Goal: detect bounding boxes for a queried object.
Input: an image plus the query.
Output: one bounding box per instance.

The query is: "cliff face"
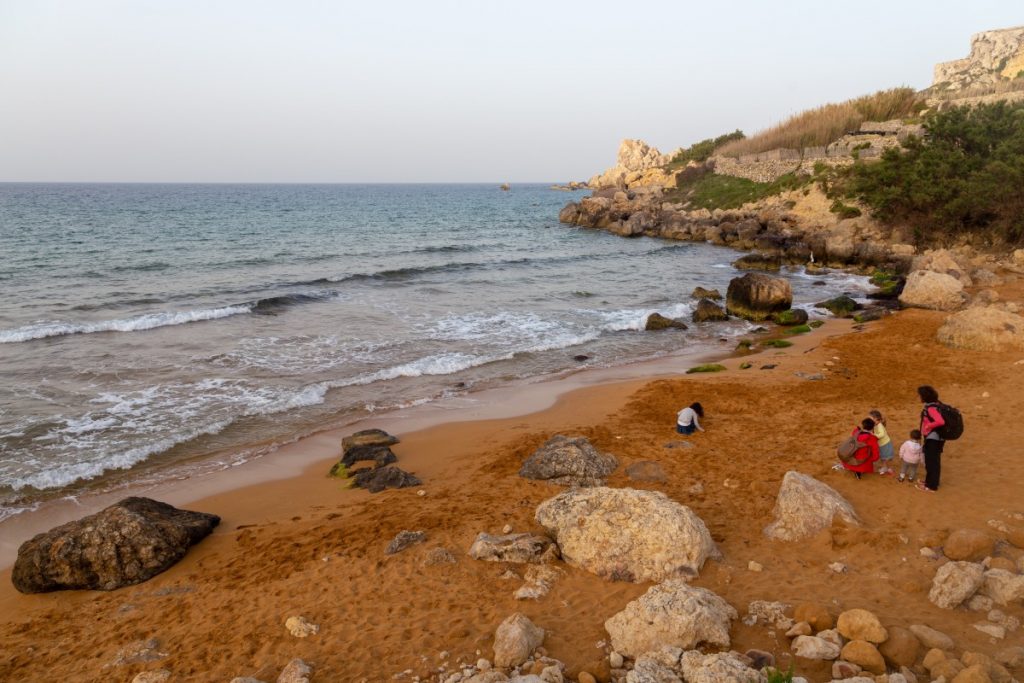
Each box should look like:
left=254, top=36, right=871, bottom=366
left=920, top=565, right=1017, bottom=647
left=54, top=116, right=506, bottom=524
left=932, top=26, right=1024, bottom=91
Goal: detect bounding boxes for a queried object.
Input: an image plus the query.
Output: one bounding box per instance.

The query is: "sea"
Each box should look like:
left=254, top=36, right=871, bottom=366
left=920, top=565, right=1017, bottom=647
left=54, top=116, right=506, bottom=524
left=0, top=183, right=873, bottom=520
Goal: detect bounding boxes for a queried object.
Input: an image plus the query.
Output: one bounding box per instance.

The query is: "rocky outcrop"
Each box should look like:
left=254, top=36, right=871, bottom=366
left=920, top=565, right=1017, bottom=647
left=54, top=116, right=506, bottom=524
left=589, top=139, right=676, bottom=190
left=12, top=497, right=220, bottom=593
left=535, top=487, right=718, bottom=583
left=518, top=435, right=618, bottom=487
left=899, top=270, right=967, bottom=311
left=726, top=273, right=793, bottom=321
left=937, top=306, right=1024, bottom=351
left=932, top=26, right=1024, bottom=92
left=604, top=580, right=737, bottom=657
left=764, top=472, right=859, bottom=541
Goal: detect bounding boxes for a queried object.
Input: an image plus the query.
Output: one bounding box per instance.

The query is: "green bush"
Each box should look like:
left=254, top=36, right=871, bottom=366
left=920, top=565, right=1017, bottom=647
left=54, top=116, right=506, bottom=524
left=766, top=665, right=796, bottom=683
left=829, top=199, right=862, bottom=219
left=668, top=172, right=810, bottom=210
left=667, top=130, right=745, bottom=169
left=686, top=363, right=727, bottom=373
left=837, top=101, right=1024, bottom=242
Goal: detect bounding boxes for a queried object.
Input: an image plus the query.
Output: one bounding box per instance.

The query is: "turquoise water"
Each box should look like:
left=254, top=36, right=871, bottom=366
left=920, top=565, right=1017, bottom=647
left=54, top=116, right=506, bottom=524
left=0, top=183, right=870, bottom=516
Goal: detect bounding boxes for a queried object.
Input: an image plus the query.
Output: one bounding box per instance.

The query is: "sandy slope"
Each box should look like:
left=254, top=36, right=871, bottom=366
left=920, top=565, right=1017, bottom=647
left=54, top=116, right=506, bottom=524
left=1, top=306, right=1023, bottom=683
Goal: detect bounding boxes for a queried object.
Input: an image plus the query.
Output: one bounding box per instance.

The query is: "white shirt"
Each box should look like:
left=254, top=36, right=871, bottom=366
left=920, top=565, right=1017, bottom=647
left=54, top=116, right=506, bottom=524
left=677, top=407, right=702, bottom=430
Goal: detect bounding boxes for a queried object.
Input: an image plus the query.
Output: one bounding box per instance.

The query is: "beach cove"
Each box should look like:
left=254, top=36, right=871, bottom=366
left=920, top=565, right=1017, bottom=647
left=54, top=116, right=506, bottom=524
left=2, top=295, right=1024, bottom=682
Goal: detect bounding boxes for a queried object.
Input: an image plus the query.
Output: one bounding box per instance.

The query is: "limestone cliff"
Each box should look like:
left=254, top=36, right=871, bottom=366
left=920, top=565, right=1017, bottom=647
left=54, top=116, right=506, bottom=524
left=588, top=139, right=678, bottom=190
left=932, top=26, right=1024, bottom=92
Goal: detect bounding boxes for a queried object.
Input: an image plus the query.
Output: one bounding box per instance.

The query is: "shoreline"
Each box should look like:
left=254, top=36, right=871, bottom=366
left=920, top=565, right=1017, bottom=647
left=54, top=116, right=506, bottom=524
left=2, top=304, right=1024, bottom=682
left=0, top=329, right=752, bottom=569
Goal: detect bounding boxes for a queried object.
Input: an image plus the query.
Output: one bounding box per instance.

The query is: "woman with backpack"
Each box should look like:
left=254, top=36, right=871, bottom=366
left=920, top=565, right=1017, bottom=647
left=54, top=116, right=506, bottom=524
left=918, top=385, right=946, bottom=492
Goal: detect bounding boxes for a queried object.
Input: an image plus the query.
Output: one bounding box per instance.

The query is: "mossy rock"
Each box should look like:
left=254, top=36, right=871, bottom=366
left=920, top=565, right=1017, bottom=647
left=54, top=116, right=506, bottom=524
left=853, top=308, right=888, bottom=323
left=762, top=339, right=793, bottom=348
left=782, top=324, right=812, bottom=335
left=739, top=362, right=753, bottom=369
left=808, top=320, right=825, bottom=329
left=736, top=339, right=753, bottom=350
left=773, top=308, right=809, bottom=326
left=691, top=286, right=722, bottom=300
left=814, top=295, right=860, bottom=317
left=686, top=364, right=727, bottom=374
left=646, top=312, right=689, bottom=331
left=328, top=462, right=350, bottom=478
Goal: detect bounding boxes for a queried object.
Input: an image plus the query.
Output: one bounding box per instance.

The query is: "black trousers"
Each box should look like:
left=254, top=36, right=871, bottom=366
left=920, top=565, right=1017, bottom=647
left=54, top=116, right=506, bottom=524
left=924, top=438, right=945, bottom=490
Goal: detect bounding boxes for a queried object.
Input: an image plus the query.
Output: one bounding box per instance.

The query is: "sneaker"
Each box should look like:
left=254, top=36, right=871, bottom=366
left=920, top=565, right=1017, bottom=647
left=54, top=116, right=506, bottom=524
left=831, top=462, right=844, bottom=471
left=897, top=475, right=905, bottom=482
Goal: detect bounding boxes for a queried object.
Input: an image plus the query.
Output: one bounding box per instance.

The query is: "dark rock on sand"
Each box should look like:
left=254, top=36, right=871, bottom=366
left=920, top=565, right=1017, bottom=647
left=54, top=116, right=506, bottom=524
left=352, top=465, right=421, bottom=493
left=519, top=435, right=618, bottom=486
left=573, top=354, right=590, bottom=362
left=645, top=312, right=688, bottom=330
left=692, top=298, right=728, bottom=323
left=329, top=428, right=401, bottom=475
left=726, top=273, right=792, bottom=321
left=13, top=497, right=220, bottom=593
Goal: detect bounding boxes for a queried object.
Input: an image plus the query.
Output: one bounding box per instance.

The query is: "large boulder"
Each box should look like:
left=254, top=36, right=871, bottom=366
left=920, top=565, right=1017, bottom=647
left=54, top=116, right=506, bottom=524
left=692, top=298, right=728, bottom=323
left=518, top=435, right=618, bottom=487
left=763, top=472, right=860, bottom=542
left=12, top=497, right=220, bottom=593
left=929, top=561, right=985, bottom=609
left=937, top=307, right=1024, bottom=352
left=726, top=273, right=793, bottom=321
left=836, top=609, right=888, bottom=644
left=604, top=580, right=737, bottom=657
left=899, top=270, right=967, bottom=311
left=912, top=249, right=973, bottom=286
left=535, top=487, right=717, bottom=583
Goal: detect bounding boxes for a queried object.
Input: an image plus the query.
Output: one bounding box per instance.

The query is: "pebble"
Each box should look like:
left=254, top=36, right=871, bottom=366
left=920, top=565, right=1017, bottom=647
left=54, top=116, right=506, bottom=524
left=920, top=547, right=939, bottom=559
left=284, top=616, right=319, bottom=638
left=609, top=652, right=624, bottom=669
left=982, top=392, right=990, bottom=398
left=476, top=659, right=491, bottom=670
left=417, top=490, right=426, bottom=497
left=579, top=673, right=597, bottom=683
left=502, top=524, right=513, bottom=534
left=439, top=651, right=450, bottom=660
left=829, top=562, right=848, bottom=574
left=973, top=622, right=1006, bottom=639
left=132, top=672, right=171, bottom=683
left=688, top=482, right=705, bottom=495
left=748, top=561, right=764, bottom=572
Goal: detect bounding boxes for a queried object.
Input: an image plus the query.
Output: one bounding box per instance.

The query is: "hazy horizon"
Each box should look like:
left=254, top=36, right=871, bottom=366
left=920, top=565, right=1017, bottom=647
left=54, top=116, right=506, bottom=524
left=1, top=1, right=1021, bottom=183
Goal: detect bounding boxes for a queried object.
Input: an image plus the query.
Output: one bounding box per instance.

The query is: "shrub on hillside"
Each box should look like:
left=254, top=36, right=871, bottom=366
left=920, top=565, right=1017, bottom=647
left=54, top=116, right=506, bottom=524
left=667, top=130, right=745, bottom=169
left=838, top=101, right=1024, bottom=242
left=717, top=88, right=922, bottom=157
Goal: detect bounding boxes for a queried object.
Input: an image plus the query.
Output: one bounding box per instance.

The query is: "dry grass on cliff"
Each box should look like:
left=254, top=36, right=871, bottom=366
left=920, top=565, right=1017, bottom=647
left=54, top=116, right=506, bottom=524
left=717, top=87, right=923, bottom=157
left=926, top=76, right=1024, bottom=102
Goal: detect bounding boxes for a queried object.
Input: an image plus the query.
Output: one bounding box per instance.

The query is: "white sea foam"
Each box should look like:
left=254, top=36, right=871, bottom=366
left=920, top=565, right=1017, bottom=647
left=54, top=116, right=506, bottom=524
left=598, top=302, right=696, bottom=332
left=0, top=305, right=252, bottom=344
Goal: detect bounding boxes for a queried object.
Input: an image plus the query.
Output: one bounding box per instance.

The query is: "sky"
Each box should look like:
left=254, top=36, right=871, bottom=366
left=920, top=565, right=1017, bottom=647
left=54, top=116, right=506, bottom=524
left=0, top=1, right=1021, bottom=183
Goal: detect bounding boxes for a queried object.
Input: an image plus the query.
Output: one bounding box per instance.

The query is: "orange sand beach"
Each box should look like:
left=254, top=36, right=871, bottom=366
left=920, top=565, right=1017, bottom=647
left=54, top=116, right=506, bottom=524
left=1, top=302, right=1024, bottom=683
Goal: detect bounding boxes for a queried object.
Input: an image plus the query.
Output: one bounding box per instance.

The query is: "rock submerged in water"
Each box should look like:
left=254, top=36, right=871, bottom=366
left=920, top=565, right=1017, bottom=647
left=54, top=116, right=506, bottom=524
left=518, top=435, right=618, bottom=487
left=773, top=308, right=809, bottom=326
left=815, top=295, right=860, bottom=317
left=726, top=273, right=792, bottom=322
left=691, top=286, right=722, bottom=300
left=692, top=298, right=728, bottom=323
left=645, top=312, right=688, bottom=330
left=12, top=497, right=220, bottom=593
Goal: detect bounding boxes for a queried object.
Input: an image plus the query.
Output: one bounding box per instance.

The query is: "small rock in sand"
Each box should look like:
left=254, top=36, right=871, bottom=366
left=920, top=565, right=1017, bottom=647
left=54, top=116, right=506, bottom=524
left=786, top=622, right=812, bottom=637
left=423, top=547, right=457, bottom=566
left=792, top=635, right=841, bottom=660
left=112, top=639, right=168, bottom=666
left=609, top=652, right=624, bottom=669
left=973, top=622, right=1006, bottom=639
left=502, top=524, right=513, bottom=534
left=132, top=672, right=172, bottom=683
left=829, top=562, right=848, bottom=574
left=909, top=624, right=954, bottom=651
left=493, top=613, right=545, bottom=668
left=929, top=561, right=985, bottom=609
left=229, top=677, right=266, bottom=683
left=747, top=561, right=763, bottom=572
left=285, top=616, right=319, bottom=638
left=277, top=658, right=312, bottom=683
left=386, top=530, right=427, bottom=555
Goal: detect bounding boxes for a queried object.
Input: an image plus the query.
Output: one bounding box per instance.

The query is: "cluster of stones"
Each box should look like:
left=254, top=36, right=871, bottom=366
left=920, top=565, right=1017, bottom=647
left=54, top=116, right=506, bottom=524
left=327, top=428, right=422, bottom=493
